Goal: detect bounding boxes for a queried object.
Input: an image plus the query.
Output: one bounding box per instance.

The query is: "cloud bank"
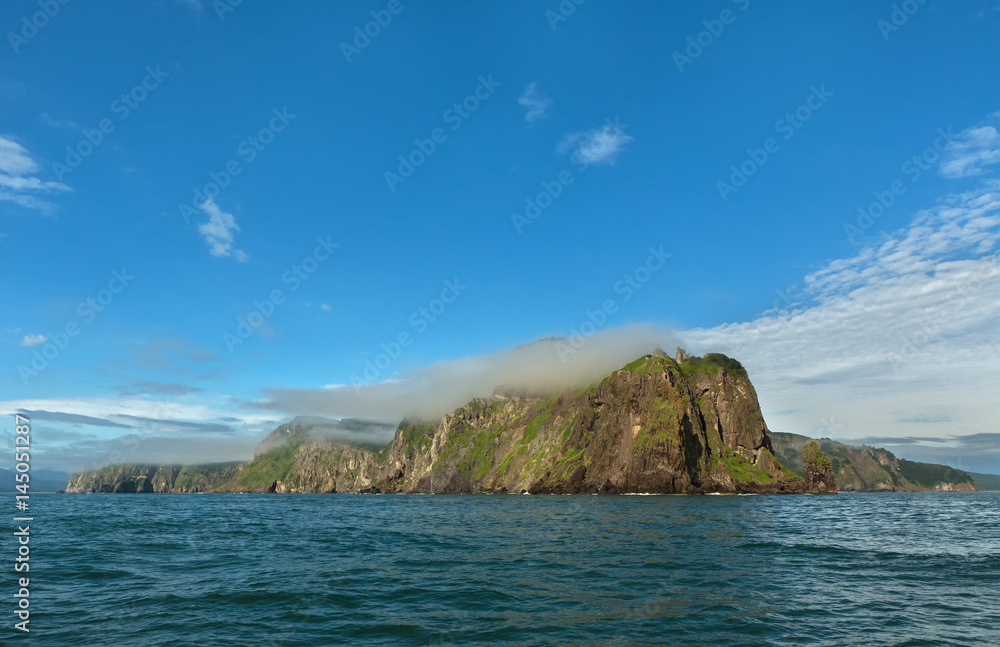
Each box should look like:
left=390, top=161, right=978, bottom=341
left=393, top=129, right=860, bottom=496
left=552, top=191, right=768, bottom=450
left=0, top=397, right=279, bottom=473
left=256, top=324, right=677, bottom=421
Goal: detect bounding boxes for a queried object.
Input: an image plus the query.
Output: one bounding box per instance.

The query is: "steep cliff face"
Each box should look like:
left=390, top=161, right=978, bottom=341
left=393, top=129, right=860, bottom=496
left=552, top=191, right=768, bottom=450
left=67, top=464, right=158, bottom=493
left=223, top=352, right=818, bottom=494
left=772, top=433, right=976, bottom=492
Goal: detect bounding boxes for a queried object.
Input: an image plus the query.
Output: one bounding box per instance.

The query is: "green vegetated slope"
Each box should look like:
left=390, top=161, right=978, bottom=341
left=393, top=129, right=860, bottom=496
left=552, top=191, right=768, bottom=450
left=967, top=472, right=1000, bottom=491
left=771, top=432, right=977, bottom=492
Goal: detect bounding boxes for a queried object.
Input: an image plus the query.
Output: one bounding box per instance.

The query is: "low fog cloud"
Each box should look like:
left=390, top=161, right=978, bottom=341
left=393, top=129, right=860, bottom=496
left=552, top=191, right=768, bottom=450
left=29, top=432, right=265, bottom=475
left=263, top=417, right=400, bottom=451
left=256, top=324, right=678, bottom=421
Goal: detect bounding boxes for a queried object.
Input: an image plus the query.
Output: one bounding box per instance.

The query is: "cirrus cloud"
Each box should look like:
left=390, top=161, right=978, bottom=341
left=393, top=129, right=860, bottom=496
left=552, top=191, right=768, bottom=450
left=0, top=136, right=71, bottom=215
left=940, top=113, right=1000, bottom=179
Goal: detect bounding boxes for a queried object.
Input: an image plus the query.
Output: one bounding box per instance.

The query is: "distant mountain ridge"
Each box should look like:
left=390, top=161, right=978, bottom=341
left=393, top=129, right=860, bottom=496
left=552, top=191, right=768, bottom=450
left=68, top=351, right=836, bottom=495
left=771, top=432, right=978, bottom=492
left=0, top=468, right=69, bottom=493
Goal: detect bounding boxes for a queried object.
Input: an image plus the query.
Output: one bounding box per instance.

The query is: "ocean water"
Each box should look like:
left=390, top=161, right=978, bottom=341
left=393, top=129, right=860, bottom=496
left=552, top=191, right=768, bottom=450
left=10, top=492, right=999, bottom=646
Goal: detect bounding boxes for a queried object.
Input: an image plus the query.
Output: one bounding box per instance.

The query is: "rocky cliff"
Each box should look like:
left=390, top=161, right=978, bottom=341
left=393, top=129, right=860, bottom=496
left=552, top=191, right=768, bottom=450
left=67, top=462, right=241, bottom=493
left=771, top=432, right=976, bottom=492
left=69, top=352, right=835, bottom=495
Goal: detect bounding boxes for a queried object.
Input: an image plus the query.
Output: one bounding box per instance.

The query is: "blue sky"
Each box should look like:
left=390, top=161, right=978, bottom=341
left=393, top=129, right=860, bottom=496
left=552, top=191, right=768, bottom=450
left=2, top=0, right=1000, bottom=474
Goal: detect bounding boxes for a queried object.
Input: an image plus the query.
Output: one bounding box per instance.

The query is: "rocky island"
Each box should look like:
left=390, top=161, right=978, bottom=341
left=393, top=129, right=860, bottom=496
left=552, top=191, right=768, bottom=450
left=68, top=351, right=839, bottom=495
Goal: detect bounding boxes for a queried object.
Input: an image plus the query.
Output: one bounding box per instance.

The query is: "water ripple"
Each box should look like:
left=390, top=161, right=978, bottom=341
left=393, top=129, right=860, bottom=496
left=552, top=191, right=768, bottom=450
left=8, top=492, right=999, bottom=646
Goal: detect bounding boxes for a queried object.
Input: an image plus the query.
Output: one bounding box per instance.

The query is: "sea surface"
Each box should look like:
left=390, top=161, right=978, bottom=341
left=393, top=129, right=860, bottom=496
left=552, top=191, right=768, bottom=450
left=8, top=492, right=999, bottom=646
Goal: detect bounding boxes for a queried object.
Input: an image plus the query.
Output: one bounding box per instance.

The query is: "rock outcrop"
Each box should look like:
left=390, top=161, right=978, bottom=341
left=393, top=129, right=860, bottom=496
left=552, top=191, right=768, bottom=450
left=801, top=441, right=837, bottom=494
left=69, top=352, right=835, bottom=495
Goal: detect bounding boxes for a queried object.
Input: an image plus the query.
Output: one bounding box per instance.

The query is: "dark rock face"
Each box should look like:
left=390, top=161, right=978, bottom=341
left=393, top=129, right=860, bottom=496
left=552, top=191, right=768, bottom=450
left=68, top=353, right=837, bottom=495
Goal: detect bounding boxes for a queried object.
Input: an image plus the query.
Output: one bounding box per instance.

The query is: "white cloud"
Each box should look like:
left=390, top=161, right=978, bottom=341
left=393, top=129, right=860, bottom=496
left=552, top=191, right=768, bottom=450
left=0, top=136, right=70, bottom=214
left=20, top=334, right=48, bottom=347
left=320, top=304, right=331, bottom=311
left=518, top=83, right=552, bottom=123
left=682, top=181, right=1000, bottom=454
left=197, top=198, right=249, bottom=262
left=557, top=121, right=633, bottom=166
left=940, top=113, right=1000, bottom=179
